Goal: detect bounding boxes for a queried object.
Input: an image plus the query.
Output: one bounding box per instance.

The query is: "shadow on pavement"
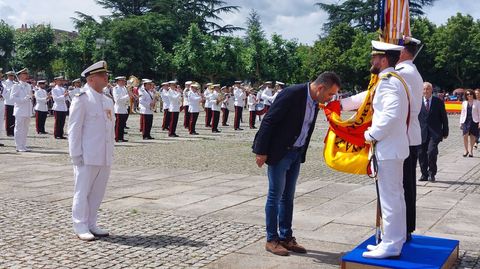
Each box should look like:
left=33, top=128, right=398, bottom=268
left=100, top=234, right=208, bottom=248
left=290, top=249, right=345, bottom=266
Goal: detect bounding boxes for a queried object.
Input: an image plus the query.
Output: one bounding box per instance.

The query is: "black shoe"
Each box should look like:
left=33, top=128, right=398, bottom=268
left=40, top=131, right=48, bottom=134
left=235, top=128, right=243, bottom=131
left=55, top=136, right=67, bottom=139
left=125, top=126, right=130, bottom=129
left=406, top=233, right=412, bottom=242
left=419, top=175, right=428, bottom=181
left=212, top=130, right=221, bottom=133
left=222, top=124, right=229, bottom=126
left=468, top=154, right=473, bottom=157
left=7, top=134, right=14, bottom=137
left=463, top=152, right=469, bottom=157
left=190, top=132, right=199, bottom=135
left=429, top=175, right=436, bottom=182
left=169, top=134, right=179, bottom=137
left=250, top=126, right=257, bottom=129
left=0, top=143, right=4, bottom=147
left=124, top=131, right=128, bottom=134
left=143, top=137, right=155, bottom=140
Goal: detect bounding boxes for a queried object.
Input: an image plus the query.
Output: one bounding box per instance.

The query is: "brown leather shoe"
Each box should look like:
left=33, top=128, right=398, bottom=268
left=280, top=237, right=307, bottom=253
left=265, top=240, right=289, bottom=256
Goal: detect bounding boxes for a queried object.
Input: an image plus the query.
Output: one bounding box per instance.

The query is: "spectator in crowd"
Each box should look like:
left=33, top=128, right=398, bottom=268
left=460, top=89, right=480, bottom=157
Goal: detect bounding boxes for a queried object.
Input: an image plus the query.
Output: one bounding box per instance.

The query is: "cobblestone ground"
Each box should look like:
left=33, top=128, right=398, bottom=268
left=0, top=198, right=263, bottom=269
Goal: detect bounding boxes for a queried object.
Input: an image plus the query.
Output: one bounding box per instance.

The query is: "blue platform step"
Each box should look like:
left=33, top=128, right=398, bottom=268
left=341, top=234, right=459, bottom=269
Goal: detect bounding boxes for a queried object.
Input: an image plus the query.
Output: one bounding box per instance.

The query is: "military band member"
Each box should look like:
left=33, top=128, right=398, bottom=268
left=69, top=60, right=114, bottom=241
left=220, top=86, right=230, bottom=126
left=210, top=84, right=222, bottom=133
left=168, top=81, right=181, bottom=137
left=261, top=81, right=275, bottom=112
left=187, top=82, right=202, bottom=135
left=52, top=76, right=69, bottom=139
left=233, top=81, right=245, bottom=130
left=247, top=89, right=258, bottom=129
left=0, top=69, right=4, bottom=146
left=69, top=78, right=82, bottom=100
left=160, top=82, right=170, bottom=131
left=113, top=76, right=130, bottom=142
left=272, top=81, right=285, bottom=103
left=11, top=68, right=33, bottom=152
left=341, top=41, right=409, bottom=259
left=138, top=79, right=155, bottom=140
left=183, top=81, right=192, bottom=129
left=3, top=71, right=16, bottom=136
left=204, top=83, right=213, bottom=127
left=34, top=80, right=49, bottom=134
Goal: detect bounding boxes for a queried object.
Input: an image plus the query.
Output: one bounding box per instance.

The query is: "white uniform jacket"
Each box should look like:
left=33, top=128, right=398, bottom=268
left=188, top=91, right=202, bottom=113
left=68, top=85, right=115, bottom=166
left=247, top=94, right=257, bottom=111
left=3, top=79, right=16, bottom=106
left=168, top=89, right=182, bottom=112
left=261, top=87, right=275, bottom=106
left=460, top=99, right=480, bottom=124
left=34, top=88, right=49, bottom=112
left=183, top=89, right=190, bottom=106
left=160, top=89, right=170, bottom=110
left=210, top=91, right=221, bottom=111
left=52, top=85, right=68, bottom=111
left=138, top=87, right=154, bottom=115
left=112, top=85, right=130, bottom=114
left=11, top=81, right=33, bottom=117
left=233, top=87, right=245, bottom=107
left=69, top=87, right=82, bottom=101
left=341, top=67, right=409, bottom=160
left=203, top=89, right=213, bottom=108
left=396, top=60, right=423, bottom=146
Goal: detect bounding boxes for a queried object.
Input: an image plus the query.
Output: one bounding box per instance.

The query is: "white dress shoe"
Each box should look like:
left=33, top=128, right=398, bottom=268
left=362, top=248, right=400, bottom=259
left=366, top=244, right=379, bottom=251
left=90, top=227, right=109, bottom=237
left=76, top=232, right=95, bottom=241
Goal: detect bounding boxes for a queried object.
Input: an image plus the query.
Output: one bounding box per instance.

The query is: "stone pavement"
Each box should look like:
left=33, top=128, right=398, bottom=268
left=0, top=113, right=479, bottom=268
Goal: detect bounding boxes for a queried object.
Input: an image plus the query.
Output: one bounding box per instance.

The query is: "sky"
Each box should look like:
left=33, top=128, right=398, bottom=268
left=1, top=0, right=479, bottom=45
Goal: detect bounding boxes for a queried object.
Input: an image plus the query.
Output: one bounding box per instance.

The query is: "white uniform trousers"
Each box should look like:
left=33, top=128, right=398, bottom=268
left=72, top=165, right=111, bottom=233
left=377, top=159, right=407, bottom=253
left=14, top=116, right=30, bottom=150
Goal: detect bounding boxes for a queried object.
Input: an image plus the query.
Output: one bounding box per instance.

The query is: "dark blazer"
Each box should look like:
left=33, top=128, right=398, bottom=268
left=252, top=83, right=319, bottom=165
left=418, top=96, right=449, bottom=143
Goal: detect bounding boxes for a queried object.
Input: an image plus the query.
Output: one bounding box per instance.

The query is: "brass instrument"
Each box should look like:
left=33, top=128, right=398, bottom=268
left=151, top=88, right=161, bottom=111
left=127, top=75, right=139, bottom=113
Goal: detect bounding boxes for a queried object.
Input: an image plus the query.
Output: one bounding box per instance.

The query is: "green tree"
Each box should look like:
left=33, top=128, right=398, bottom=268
left=317, top=0, right=437, bottom=33
left=430, top=13, right=480, bottom=89
left=95, top=0, right=152, bottom=16
left=409, top=17, right=437, bottom=87
left=0, top=20, right=15, bottom=70
left=243, top=10, right=270, bottom=82
left=14, top=24, right=57, bottom=78
left=267, top=34, right=301, bottom=84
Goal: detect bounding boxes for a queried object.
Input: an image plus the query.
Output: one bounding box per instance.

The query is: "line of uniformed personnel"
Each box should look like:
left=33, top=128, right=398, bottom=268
left=0, top=67, right=286, bottom=149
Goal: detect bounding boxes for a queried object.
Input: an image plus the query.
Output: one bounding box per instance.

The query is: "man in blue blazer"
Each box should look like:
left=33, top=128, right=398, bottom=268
left=252, top=72, right=341, bottom=256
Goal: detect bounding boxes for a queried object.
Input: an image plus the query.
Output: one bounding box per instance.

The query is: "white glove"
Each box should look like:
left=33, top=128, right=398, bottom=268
left=364, top=131, right=376, bottom=144
left=71, top=155, right=84, bottom=166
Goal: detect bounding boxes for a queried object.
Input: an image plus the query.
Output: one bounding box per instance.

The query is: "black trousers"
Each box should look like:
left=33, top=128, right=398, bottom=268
left=169, top=111, right=179, bottom=135
left=115, top=113, right=128, bottom=141
left=403, top=145, right=420, bottom=234
left=183, top=106, right=190, bottom=128
left=54, top=111, right=67, bottom=138
left=189, top=112, right=199, bottom=134
left=162, top=109, right=170, bottom=130
left=234, top=106, right=243, bottom=129
left=35, top=110, right=48, bottom=133
left=249, top=111, right=256, bottom=128
left=222, top=108, right=229, bottom=126
left=419, top=136, right=440, bottom=177
left=205, top=108, right=212, bottom=127
left=212, top=110, right=220, bottom=132
left=5, top=105, right=15, bottom=136
left=141, top=114, right=153, bottom=138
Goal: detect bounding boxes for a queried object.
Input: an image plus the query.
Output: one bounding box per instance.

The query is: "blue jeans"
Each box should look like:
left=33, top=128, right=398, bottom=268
left=265, top=150, right=302, bottom=241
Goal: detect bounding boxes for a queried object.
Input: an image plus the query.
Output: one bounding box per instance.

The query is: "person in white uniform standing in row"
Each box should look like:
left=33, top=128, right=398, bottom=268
left=52, top=76, right=69, bottom=139
left=11, top=68, right=33, bottom=152
left=68, top=60, right=114, bottom=241
left=34, top=80, right=49, bottom=134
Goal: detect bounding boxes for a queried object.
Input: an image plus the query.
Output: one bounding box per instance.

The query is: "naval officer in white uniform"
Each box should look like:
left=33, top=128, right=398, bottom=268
left=341, top=41, right=410, bottom=259
left=68, top=60, right=114, bottom=241
left=11, top=68, right=33, bottom=152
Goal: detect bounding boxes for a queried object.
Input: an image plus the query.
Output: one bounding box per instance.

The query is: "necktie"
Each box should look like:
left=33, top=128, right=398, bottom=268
left=426, top=98, right=430, bottom=112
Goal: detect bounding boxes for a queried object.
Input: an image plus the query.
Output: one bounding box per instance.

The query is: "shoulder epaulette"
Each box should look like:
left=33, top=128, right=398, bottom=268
left=395, top=66, right=404, bottom=71
left=75, top=92, right=86, bottom=97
